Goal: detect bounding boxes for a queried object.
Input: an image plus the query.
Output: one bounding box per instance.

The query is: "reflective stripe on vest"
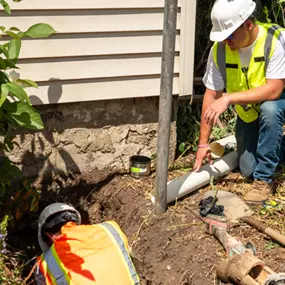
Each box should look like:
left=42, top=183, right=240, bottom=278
left=40, top=245, right=73, bottom=285
left=264, top=25, right=281, bottom=70
left=215, top=23, right=284, bottom=123
left=100, top=222, right=140, bottom=285
left=217, top=42, right=227, bottom=88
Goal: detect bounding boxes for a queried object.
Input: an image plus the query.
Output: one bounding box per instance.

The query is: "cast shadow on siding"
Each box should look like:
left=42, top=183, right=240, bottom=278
left=30, top=78, right=63, bottom=105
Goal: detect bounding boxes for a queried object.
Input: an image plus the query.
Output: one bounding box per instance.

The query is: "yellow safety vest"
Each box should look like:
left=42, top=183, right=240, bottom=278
left=35, top=221, right=140, bottom=285
left=213, top=22, right=284, bottom=123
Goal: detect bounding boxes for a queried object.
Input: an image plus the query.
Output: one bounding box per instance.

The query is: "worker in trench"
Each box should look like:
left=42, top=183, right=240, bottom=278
left=34, top=203, right=140, bottom=285
left=194, top=0, right=285, bottom=205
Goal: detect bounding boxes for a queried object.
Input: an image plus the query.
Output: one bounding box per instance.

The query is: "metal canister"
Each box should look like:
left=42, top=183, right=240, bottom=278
left=129, top=155, right=151, bottom=178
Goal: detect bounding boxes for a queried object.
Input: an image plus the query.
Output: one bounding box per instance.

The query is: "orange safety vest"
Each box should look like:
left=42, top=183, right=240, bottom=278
left=35, top=221, right=140, bottom=285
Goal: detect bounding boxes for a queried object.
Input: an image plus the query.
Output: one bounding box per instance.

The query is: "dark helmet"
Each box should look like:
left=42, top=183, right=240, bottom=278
left=38, top=203, right=81, bottom=252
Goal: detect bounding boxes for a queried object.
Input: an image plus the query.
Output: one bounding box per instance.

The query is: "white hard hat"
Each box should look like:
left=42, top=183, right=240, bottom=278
left=210, top=0, right=256, bottom=42
left=38, top=203, right=81, bottom=252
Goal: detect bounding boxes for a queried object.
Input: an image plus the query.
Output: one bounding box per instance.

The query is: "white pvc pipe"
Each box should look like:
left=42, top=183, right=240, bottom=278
left=211, top=135, right=236, bottom=147
left=151, top=135, right=238, bottom=204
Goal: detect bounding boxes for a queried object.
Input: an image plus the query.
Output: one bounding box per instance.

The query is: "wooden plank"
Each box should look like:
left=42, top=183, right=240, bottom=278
left=9, top=0, right=182, bottom=10
left=0, top=12, right=181, bottom=34
left=15, top=56, right=180, bottom=81
left=15, top=35, right=180, bottom=59
left=29, top=77, right=179, bottom=105
left=179, top=0, right=196, bottom=96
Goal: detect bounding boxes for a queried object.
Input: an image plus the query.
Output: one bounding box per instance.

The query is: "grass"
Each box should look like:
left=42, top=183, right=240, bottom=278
left=0, top=252, right=25, bottom=285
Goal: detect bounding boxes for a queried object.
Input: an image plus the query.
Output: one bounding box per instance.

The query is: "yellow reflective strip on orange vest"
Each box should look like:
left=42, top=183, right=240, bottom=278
left=100, top=222, right=140, bottom=285
left=40, top=255, right=57, bottom=285
left=50, top=245, right=74, bottom=285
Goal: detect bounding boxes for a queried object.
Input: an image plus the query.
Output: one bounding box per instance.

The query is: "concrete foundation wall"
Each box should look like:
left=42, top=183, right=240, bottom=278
left=8, top=97, right=177, bottom=180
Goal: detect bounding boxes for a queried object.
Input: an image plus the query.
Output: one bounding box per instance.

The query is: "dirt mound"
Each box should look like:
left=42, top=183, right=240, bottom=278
left=75, top=172, right=222, bottom=285
left=78, top=170, right=285, bottom=285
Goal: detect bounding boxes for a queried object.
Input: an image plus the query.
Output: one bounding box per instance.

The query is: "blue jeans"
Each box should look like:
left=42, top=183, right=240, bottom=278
left=236, top=91, right=285, bottom=184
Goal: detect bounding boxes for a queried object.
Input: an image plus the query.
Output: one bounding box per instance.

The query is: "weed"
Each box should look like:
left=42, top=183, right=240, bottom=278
left=0, top=253, right=25, bottom=285
left=0, top=216, right=25, bottom=284
left=265, top=241, right=279, bottom=250
left=176, top=100, right=236, bottom=156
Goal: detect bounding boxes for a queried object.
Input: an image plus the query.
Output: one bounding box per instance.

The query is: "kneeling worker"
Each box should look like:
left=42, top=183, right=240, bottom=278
left=34, top=203, right=140, bottom=285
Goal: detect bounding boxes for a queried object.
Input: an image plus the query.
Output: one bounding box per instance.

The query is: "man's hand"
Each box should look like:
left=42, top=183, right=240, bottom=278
left=204, top=95, right=230, bottom=125
left=193, top=147, right=213, bottom=172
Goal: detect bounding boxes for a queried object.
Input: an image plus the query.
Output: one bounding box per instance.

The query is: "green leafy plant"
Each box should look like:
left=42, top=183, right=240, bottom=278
left=265, top=241, right=279, bottom=250
left=0, top=215, right=8, bottom=253
left=0, top=0, right=55, bottom=219
left=0, top=2, right=55, bottom=282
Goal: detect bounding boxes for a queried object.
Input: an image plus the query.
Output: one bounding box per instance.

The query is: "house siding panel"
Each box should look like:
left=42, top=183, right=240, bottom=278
left=0, top=0, right=196, bottom=105
left=17, top=56, right=180, bottom=82
left=0, top=11, right=181, bottom=34
left=18, top=35, right=181, bottom=59
left=9, top=0, right=182, bottom=10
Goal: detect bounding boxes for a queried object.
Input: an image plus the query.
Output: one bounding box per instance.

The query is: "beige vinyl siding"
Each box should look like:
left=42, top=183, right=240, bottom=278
left=9, top=0, right=182, bottom=10
left=1, top=12, right=181, bottom=33
left=180, top=0, right=196, bottom=96
left=0, top=0, right=196, bottom=105
left=30, top=78, right=180, bottom=104
left=18, top=36, right=181, bottom=59
left=17, top=57, right=180, bottom=81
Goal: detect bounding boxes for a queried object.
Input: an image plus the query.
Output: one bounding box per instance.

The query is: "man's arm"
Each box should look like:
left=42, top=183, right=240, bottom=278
left=199, top=88, right=224, bottom=143
left=193, top=88, right=223, bottom=171
left=204, top=78, right=285, bottom=125
left=226, top=78, right=285, bottom=104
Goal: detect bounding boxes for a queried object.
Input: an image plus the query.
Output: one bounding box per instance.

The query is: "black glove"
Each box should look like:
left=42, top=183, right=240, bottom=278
left=199, top=196, right=224, bottom=217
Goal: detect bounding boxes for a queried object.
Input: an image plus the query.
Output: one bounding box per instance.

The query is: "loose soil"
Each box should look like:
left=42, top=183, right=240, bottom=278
left=8, top=163, right=285, bottom=285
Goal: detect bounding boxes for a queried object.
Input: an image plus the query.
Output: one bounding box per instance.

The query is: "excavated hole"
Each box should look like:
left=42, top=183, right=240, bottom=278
left=5, top=171, right=223, bottom=285
left=8, top=171, right=279, bottom=285
left=7, top=171, right=131, bottom=283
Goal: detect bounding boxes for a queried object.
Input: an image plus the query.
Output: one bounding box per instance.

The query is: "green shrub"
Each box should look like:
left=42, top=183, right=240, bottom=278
left=0, top=0, right=55, bottom=220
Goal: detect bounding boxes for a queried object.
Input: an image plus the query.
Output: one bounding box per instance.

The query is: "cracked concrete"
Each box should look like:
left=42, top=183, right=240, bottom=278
left=7, top=97, right=177, bottom=179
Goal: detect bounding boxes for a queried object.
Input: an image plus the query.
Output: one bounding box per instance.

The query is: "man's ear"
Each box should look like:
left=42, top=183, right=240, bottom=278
left=246, top=20, right=253, bottom=31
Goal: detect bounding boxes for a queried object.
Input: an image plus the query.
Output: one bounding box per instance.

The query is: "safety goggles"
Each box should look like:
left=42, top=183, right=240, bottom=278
left=226, top=33, right=234, bottom=40
left=226, top=23, right=245, bottom=41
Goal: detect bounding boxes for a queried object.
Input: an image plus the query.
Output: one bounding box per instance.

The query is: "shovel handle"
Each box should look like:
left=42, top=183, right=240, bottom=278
left=240, top=216, right=285, bottom=247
